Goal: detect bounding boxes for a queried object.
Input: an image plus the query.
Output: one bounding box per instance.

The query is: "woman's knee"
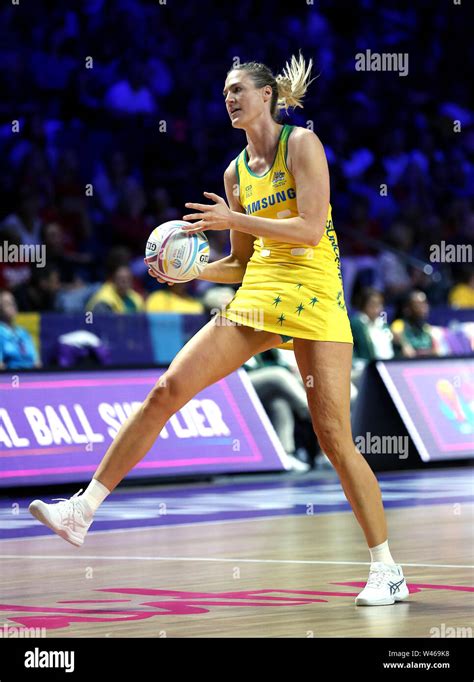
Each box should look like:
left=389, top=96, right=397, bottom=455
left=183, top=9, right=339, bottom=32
left=142, top=372, right=185, bottom=418
left=313, top=417, right=355, bottom=466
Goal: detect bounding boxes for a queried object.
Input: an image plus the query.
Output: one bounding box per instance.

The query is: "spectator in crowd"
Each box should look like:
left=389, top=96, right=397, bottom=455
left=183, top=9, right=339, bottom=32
left=0, top=226, right=32, bottom=290
left=0, top=289, right=41, bottom=369
left=53, top=149, right=85, bottom=214
left=41, top=221, right=95, bottom=284
left=146, top=282, right=204, bottom=314
left=110, top=183, right=149, bottom=253
left=14, top=265, right=62, bottom=312
left=86, top=263, right=145, bottom=314
left=350, top=287, right=394, bottom=366
left=342, top=195, right=382, bottom=255
left=16, top=147, right=55, bottom=206
left=378, top=222, right=416, bottom=305
left=146, top=187, right=181, bottom=229
left=449, top=266, right=474, bottom=309
left=391, top=290, right=439, bottom=358
left=382, top=130, right=410, bottom=185
left=104, top=64, right=156, bottom=116
left=146, top=53, right=173, bottom=99
left=1, top=188, right=44, bottom=246
left=0, top=1, right=470, bottom=317
left=92, top=151, right=142, bottom=218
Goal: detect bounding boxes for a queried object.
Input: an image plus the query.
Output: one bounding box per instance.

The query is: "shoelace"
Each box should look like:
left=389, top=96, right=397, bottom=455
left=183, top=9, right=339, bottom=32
left=52, top=489, right=85, bottom=530
left=366, top=565, right=397, bottom=589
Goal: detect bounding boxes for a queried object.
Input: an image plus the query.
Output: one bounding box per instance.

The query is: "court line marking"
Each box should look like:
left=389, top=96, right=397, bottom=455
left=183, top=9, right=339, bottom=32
left=3, top=502, right=472, bottom=543
left=1, top=554, right=473, bottom=569
left=0, top=512, right=345, bottom=542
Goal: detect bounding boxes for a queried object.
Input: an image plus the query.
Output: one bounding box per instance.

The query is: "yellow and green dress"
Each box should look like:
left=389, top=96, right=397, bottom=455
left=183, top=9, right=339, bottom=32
left=221, top=124, right=353, bottom=349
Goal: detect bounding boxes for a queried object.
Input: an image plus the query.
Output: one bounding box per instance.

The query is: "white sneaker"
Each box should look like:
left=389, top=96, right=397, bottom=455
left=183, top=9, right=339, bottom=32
left=28, top=490, right=94, bottom=547
left=355, top=562, right=409, bottom=606
left=286, top=454, right=310, bottom=472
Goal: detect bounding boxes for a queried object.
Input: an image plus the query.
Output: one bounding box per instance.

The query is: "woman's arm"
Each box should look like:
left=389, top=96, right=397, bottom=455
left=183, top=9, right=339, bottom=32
left=197, top=162, right=254, bottom=284
left=146, top=162, right=254, bottom=285
left=183, top=129, right=330, bottom=247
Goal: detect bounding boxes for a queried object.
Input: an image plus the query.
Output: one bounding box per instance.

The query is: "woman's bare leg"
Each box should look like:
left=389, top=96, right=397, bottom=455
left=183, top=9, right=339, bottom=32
left=292, top=339, right=387, bottom=547
left=94, top=316, right=281, bottom=491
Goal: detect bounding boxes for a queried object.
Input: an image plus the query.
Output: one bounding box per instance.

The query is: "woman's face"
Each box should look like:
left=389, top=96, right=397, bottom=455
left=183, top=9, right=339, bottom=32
left=364, top=294, right=383, bottom=321
left=113, top=266, right=132, bottom=297
left=407, top=292, right=429, bottom=320
left=223, top=70, right=271, bottom=129
left=0, top=292, right=17, bottom=323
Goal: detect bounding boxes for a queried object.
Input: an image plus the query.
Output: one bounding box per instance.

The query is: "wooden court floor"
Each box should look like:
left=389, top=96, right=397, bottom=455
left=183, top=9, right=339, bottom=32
left=1, top=502, right=473, bottom=638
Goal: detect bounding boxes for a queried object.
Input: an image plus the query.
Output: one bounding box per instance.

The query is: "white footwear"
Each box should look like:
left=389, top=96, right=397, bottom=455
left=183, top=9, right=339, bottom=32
left=355, top=562, right=409, bottom=606
left=286, top=454, right=310, bottom=472
left=28, top=490, right=94, bottom=547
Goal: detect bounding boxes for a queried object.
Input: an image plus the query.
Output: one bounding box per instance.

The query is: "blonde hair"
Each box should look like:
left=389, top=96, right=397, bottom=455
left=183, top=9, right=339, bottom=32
left=275, top=52, right=316, bottom=113
left=229, top=51, right=316, bottom=121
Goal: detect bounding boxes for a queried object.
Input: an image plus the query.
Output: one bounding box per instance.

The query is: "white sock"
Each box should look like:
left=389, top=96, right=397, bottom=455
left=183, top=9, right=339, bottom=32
left=369, top=539, right=396, bottom=566
left=79, top=479, right=110, bottom=514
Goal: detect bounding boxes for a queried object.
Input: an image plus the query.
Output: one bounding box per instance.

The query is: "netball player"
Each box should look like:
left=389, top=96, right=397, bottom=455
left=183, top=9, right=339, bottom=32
left=29, top=54, right=408, bottom=606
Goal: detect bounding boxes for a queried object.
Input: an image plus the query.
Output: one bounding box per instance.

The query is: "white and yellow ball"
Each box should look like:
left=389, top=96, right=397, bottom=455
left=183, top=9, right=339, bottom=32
left=145, top=220, right=209, bottom=283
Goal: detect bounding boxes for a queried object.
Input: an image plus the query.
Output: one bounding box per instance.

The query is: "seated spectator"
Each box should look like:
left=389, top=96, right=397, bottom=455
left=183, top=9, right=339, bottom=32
left=146, top=54, right=173, bottom=99
left=449, top=266, right=474, bottom=309
left=146, top=187, right=181, bottom=229
left=53, top=150, right=88, bottom=236
left=1, top=187, right=43, bottom=246
left=14, top=265, right=61, bottom=312
left=92, top=150, right=142, bottom=217
left=86, top=263, right=144, bottom=314
left=0, top=226, right=32, bottom=289
left=104, top=64, right=156, bottom=116
left=146, top=282, right=204, bottom=314
left=391, top=290, right=438, bottom=358
left=343, top=196, right=382, bottom=255
left=16, top=146, right=55, bottom=205
left=41, top=221, right=94, bottom=284
left=54, top=150, right=83, bottom=203
left=0, top=289, right=41, bottom=369
left=110, top=183, right=149, bottom=253
left=350, top=287, right=394, bottom=365
left=378, top=222, right=415, bottom=304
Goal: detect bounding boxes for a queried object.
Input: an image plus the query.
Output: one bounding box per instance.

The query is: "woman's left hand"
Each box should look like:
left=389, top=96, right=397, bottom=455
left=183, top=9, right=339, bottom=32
left=182, top=192, right=232, bottom=233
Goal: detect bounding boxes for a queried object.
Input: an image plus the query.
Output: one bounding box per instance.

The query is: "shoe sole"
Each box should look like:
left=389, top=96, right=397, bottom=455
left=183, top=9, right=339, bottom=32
left=355, top=589, right=410, bottom=606
left=28, top=501, right=83, bottom=548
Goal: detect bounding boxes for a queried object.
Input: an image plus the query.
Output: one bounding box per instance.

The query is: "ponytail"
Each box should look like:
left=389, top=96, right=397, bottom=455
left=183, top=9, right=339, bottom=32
left=230, top=51, right=317, bottom=121
left=275, top=52, right=316, bottom=113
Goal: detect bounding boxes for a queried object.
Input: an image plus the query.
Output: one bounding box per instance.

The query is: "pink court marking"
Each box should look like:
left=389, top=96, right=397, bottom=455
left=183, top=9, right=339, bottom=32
left=0, top=377, right=157, bottom=390
left=0, top=455, right=262, bottom=479
left=0, top=446, right=87, bottom=458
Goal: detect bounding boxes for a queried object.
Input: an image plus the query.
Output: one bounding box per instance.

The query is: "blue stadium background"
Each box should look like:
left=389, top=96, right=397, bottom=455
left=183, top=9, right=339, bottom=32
left=0, top=0, right=472, bottom=369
